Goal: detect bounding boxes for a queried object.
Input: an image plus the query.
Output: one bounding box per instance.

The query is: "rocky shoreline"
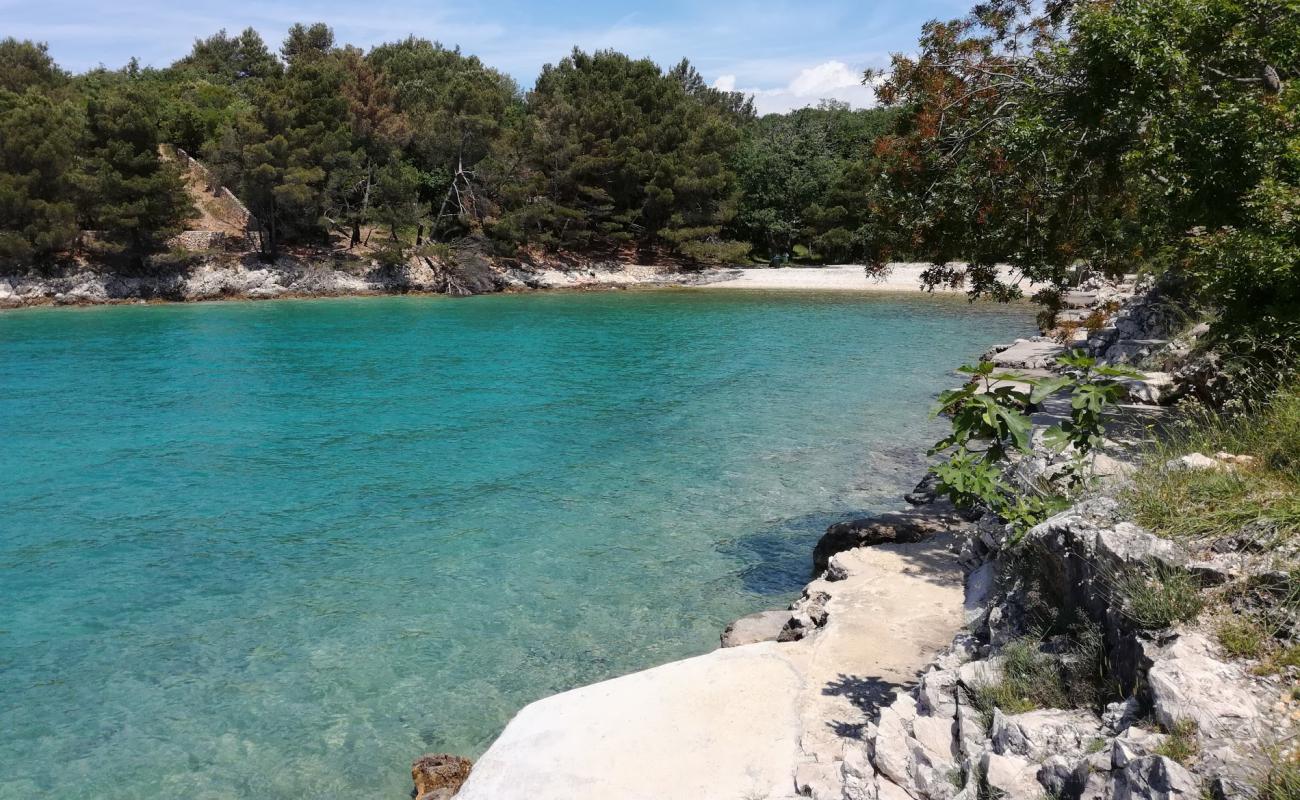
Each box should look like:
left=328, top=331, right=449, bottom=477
left=0, top=253, right=725, bottom=309
left=413, top=278, right=1299, bottom=800
left=0, top=257, right=1034, bottom=310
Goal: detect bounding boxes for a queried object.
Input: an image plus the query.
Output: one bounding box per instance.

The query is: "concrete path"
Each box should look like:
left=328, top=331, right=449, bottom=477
left=454, top=534, right=966, bottom=800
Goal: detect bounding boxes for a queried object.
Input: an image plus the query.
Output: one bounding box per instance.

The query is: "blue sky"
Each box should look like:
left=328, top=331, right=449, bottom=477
left=6, top=0, right=972, bottom=113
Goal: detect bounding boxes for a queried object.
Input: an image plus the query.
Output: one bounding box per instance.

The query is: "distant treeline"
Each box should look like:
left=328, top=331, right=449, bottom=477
left=3, top=0, right=1297, bottom=360
left=0, top=27, right=899, bottom=266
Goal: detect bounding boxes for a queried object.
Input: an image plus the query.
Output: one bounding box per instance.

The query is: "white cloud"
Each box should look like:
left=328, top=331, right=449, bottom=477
left=727, top=59, right=877, bottom=115
left=788, top=60, right=859, bottom=95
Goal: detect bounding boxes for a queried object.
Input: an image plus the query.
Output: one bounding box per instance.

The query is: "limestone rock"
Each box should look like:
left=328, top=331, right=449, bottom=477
left=876, top=778, right=913, bottom=800
left=1112, top=755, right=1201, bottom=800
left=1166, top=452, right=1224, bottom=472
left=956, top=704, right=988, bottom=764
left=1112, top=727, right=1167, bottom=769
left=990, top=708, right=1104, bottom=763
left=964, top=561, right=996, bottom=630
left=1147, top=633, right=1260, bottom=739
left=990, top=337, right=1066, bottom=370
left=956, top=658, right=1001, bottom=691
left=1096, top=522, right=1187, bottom=571
left=1102, top=697, right=1142, bottom=734
left=1122, top=372, right=1175, bottom=405
left=913, top=714, right=957, bottom=763
left=1214, top=452, right=1256, bottom=467
left=980, top=751, right=1044, bottom=799
left=411, top=754, right=472, bottom=800
left=917, top=667, right=960, bottom=718
left=842, top=746, right=880, bottom=800
left=779, top=589, right=831, bottom=642
left=721, top=609, right=792, bottom=648
left=870, top=695, right=919, bottom=794
left=794, top=761, right=843, bottom=800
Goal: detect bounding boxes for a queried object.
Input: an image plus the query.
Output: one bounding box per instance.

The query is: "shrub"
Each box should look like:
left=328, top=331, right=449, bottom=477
left=929, top=352, right=1136, bottom=537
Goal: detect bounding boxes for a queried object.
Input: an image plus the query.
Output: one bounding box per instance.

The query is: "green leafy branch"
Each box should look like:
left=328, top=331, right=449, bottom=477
left=929, top=351, right=1140, bottom=536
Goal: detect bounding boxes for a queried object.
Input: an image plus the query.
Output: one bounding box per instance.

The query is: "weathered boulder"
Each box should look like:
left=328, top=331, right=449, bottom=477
left=1122, top=372, right=1175, bottom=405
left=989, top=337, right=1066, bottom=370
left=1096, top=522, right=1187, bottom=571
left=841, top=746, right=879, bottom=800
left=411, top=754, right=473, bottom=800
left=991, top=708, right=1105, bottom=763
left=1147, top=633, right=1260, bottom=739
left=1112, top=755, right=1201, bottom=800
left=814, top=507, right=966, bottom=573
left=779, top=589, right=830, bottom=642
left=1112, top=727, right=1168, bottom=768
left=981, top=751, right=1044, bottom=799
left=1167, top=452, right=1225, bottom=472
left=917, top=667, right=960, bottom=718
left=1102, top=697, right=1143, bottom=734
left=720, top=609, right=793, bottom=648
left=871, top=695, right=919, bottom=795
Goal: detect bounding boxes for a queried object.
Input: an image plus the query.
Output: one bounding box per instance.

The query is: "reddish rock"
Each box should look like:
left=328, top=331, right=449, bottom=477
left=412, top=753, right=473, bottom=800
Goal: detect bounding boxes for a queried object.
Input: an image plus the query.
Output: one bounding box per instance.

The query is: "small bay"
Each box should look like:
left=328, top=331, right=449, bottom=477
left=0, top=290, right=1033, bottom=799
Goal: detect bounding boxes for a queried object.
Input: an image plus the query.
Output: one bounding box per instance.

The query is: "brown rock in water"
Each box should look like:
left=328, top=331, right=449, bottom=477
left=812, top=506, right=967, bottom=574
left=412, top=754, right=473, bottom=800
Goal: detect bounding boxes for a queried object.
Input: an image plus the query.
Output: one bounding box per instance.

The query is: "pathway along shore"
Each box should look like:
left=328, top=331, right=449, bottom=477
left=454, top=535, right=966, bottom=800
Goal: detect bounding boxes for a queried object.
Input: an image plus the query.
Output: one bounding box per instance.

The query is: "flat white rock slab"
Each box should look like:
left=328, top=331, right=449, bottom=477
left=455, top=644, right=807, bottom=800
left=455, top=535, right=965, bottom=800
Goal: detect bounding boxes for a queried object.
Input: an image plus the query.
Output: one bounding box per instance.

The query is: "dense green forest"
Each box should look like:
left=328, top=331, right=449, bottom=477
left=0, top=27, right=893, bottom=266
left=1, top=0, right=1296, bottom=356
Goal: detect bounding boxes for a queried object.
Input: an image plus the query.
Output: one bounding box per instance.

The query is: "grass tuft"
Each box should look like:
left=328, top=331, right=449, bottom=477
left=1124, top=386, right=1300, bottom=544
left=1155, top=719, right=1200, bottom=766
left=1258, top=751, right=1300, bottom=800
left=1117, top=565, right=1205, bottom=630
left=967, top=639, right=1066, bottom=720
left=1217, top=614, right=1270, bottom=658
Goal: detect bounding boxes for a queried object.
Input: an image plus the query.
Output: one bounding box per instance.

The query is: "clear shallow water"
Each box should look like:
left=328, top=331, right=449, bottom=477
left=0, top=290, right=1032, bottom=799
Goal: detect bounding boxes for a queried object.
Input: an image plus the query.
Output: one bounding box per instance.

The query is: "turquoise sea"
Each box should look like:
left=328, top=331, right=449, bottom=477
left=0, top=290, right=1032, bottom=799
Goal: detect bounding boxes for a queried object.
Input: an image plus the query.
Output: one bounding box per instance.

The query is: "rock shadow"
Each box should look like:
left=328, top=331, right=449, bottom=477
left=822, top=673, right=912, bottom=739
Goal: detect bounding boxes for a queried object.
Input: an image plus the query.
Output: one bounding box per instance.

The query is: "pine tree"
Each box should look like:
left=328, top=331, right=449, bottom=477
left=77, top=78, right=195, bottom=259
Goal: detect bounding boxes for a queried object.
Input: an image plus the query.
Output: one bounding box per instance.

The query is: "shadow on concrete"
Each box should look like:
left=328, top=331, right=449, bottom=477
left=822, top=673, right=913, bottom=739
